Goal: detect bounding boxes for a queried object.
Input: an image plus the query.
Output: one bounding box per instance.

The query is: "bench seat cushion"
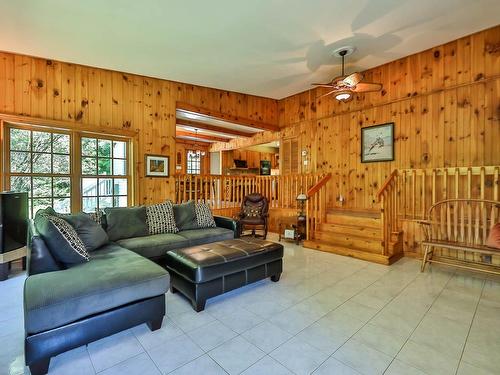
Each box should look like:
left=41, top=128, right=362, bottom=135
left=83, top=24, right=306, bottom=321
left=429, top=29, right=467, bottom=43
left=177, top=228, right=234, bottom=246
left=24, top=244, right=169, bottom=334
left=165, top=238, right=283, bottom=283
left=117, top=233, right=190, bottom=258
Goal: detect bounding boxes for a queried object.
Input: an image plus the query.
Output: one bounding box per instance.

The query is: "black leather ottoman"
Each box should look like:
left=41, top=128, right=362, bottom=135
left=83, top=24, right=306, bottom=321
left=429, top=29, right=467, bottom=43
left=165, top=238, right=283, bottom=311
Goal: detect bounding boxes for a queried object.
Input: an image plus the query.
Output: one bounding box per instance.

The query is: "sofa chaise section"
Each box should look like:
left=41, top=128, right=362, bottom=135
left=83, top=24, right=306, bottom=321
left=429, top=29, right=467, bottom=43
left=24, top=224, right=169, bottom=375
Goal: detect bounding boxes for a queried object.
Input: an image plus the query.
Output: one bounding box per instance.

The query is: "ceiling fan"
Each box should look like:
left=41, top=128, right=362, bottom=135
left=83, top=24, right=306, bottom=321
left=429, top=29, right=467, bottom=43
left=312, top=47, right=382, bottom=102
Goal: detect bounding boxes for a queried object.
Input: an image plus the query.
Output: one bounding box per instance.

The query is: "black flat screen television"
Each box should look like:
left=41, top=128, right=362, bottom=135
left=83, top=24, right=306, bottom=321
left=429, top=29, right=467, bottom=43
left=234, top=159, right=248, bottom=168
left=0, top=191, right=28, bottom=254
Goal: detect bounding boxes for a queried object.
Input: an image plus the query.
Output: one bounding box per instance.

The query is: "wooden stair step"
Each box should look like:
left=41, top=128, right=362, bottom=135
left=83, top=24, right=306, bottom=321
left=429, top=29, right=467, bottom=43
left=326, top=207, right=381, bottom=218
left=320, top=222, right=382, bottom=239
left=303, top=240, right=402, bottom=265
left=326, top=213, right=381, bottom=228
left=313, top=231, right=383, bottom=253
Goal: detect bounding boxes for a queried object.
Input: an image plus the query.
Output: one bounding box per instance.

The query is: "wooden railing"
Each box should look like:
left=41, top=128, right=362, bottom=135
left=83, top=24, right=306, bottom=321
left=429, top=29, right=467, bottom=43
left=397, top=166, right=500, bottom=220
left=306, top=173, right=332, bottom=240
left=376, top=166, right=500, bottom=256
left=377, top=170, right=400, bottom=256
left=173, top=173, right=326, bottom=214
left=422, top=199, right=500, bottom=246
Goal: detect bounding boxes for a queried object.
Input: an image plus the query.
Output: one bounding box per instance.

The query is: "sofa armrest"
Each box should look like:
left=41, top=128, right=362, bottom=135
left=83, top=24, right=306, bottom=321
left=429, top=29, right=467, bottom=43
left=214, top=216, right=240, bottom=238
left=27, top=221, right=61, bottom=276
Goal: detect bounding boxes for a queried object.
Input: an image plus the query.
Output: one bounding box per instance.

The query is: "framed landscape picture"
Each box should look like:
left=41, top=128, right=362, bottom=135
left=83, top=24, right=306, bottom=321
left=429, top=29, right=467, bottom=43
left=145, top=154, right=169, bottom=177
left=361, top=123, right=394, bottom=163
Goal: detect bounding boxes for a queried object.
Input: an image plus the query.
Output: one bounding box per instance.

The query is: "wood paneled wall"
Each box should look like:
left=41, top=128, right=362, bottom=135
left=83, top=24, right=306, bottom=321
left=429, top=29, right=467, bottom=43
left=0, top=53, right=278, bottom=204
left=277, top=26, right=500, bottom=210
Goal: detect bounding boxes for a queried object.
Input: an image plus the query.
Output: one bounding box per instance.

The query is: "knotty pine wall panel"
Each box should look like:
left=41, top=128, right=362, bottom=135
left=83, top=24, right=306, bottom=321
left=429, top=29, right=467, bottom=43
left=0, top=52, right=278, bottom=204
left=277, top=25, right=500, bottom=210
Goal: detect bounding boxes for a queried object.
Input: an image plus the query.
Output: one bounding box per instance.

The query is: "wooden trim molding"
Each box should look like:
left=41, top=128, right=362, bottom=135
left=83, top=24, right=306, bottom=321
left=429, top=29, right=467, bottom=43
left=0, top=113, right=138, bottom=138
left=176, top=130, right=229, bottom=143
left=176, top=102, right=280, bottom=132
left=176, top=118, right=253, bottom=137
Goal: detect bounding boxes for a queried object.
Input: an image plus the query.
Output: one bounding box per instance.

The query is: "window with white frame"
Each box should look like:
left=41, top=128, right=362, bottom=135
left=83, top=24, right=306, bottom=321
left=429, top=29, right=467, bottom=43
left=186, top=150, right=202, bottom=174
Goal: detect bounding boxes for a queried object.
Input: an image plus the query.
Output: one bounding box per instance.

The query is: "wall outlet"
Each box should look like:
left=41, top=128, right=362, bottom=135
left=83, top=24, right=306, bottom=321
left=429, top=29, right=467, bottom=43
left=482, top=255, right=492, bottom=264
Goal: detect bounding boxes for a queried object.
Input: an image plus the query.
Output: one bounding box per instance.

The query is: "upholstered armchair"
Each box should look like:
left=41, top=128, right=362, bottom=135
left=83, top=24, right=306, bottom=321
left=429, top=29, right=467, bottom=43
left=238, top=193, right=269, bottom=239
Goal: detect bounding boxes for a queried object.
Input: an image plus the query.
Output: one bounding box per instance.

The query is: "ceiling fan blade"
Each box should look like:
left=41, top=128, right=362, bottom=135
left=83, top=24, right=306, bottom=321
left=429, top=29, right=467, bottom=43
left=317, top=90, right=338, bottom=99
left=353, top=82, right=382, bottom=93
left=342, top=72, right=363, bottom=87
left=311, top=83, right=335, bottom=87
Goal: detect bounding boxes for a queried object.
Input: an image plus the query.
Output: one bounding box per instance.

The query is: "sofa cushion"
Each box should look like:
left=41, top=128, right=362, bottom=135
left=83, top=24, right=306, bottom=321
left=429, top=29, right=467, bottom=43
left=34, top=209, right=89, bottom=265
left=62, top=212, right=109, bottom=252
left=117, top=233, right=189, bottom=259
left=24, top=243, right=169, bottom=334
left=173, top=201, right=198, bottom=231
left=105, top=206, right=148, bottom=241
left=178, top=227, right=234, bottom=246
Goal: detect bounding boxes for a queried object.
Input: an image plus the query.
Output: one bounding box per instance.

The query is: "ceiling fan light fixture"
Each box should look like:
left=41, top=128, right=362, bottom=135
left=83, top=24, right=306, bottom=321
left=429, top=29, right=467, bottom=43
left=335, top=91, right=352, bottom=101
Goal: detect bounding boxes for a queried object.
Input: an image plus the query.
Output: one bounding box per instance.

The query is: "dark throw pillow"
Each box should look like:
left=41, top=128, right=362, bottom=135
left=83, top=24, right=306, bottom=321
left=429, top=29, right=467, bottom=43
left=195, top=202, right=216, bottom=229
left=105, top=206, right=148, bottom=241
left=34, top=211, right=89, bottom=265
left=243, top=205, right=262, bottom=218
left=146, top=201, right=179, bottom=234
left=173, top=201, right=198, bottom=231
left=62, top=213, right=109, bottom=251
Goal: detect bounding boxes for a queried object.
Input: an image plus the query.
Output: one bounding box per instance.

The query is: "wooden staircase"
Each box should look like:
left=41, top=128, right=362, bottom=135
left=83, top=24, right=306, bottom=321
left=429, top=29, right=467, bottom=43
left=303, top=208, right=403, bottom=265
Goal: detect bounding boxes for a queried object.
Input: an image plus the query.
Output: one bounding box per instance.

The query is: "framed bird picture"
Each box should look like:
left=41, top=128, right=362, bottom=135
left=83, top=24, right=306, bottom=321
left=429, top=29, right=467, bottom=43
left=361, top=123, right=394, bottom=163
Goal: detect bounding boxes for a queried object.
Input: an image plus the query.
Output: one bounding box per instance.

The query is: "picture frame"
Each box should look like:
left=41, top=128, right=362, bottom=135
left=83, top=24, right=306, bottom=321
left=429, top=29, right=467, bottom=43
left=361, top=122, right=394, bottom=163
left=145, top=154, right=169, bottom=177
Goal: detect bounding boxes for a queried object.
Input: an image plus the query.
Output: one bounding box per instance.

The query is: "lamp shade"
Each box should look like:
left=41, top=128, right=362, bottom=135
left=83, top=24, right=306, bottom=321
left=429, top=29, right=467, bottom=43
left=296, top=193, right=308, bottom=201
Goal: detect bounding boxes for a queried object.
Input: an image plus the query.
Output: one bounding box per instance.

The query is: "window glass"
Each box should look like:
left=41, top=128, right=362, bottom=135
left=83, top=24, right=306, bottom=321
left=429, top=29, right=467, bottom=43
left=8, top=128, right=71, bottom=216
left=187, top=150, right=201, bottom=175
left=7, top=126, right=130, bottom=216
left=80, top=137, right=129, bottom=211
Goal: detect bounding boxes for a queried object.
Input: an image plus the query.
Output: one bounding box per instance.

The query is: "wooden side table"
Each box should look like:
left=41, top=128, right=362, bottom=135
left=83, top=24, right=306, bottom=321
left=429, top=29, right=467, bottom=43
left=0, top=246, right=27, bottom=281
left=278, top=215, right=306, bottom=245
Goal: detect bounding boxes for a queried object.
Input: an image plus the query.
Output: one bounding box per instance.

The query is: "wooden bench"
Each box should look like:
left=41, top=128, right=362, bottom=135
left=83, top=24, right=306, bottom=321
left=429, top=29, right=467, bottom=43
left=419, top=199, right=500, bottom=275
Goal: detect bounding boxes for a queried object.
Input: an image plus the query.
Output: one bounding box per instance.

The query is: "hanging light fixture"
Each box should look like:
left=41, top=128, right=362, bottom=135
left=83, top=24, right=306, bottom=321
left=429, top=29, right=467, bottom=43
left=192, top=129, right=206, bottom=157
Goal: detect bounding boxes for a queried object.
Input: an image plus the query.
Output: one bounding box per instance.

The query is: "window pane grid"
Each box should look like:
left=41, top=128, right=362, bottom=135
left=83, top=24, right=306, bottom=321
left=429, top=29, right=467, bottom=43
left=8, top=127, right=72, bottom=217
left=187, top=150, right=201, bottom=175
left=81, top=137, right=129, bottom=212
left=7, top=125, right=131, bottom=217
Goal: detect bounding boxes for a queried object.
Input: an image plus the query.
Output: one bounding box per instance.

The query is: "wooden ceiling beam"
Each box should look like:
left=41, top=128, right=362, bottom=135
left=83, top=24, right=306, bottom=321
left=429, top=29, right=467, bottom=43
left=176, top=118, right=253, bottom=137
left=176, top=102, right=280, bottom=132
left=176, top=130, right=229, bottom=143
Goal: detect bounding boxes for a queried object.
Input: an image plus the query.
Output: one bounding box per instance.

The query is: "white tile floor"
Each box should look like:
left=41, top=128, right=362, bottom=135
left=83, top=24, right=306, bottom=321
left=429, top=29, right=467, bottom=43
left=1, top=233, right=500, bottom=375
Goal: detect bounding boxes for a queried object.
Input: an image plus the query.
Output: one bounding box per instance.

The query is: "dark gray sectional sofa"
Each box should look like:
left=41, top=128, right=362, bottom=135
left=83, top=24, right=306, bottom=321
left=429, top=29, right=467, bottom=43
left=24, top=204, right=237, bottom=375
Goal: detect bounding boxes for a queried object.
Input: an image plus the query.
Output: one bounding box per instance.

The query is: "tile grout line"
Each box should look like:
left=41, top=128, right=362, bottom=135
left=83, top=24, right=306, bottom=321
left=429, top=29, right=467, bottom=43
left=261, top=262, right=421, bottom=374
left=131, top=328, right=166, bottom=375
left=86, top=344, right=99, bottom=375
left=453, top=278, right=485, bottom=375
left=196, top=255, right=375, bottom=374
left=380, top=268, right=458, bottom=375
left=309, top=266, right=426, bottom=374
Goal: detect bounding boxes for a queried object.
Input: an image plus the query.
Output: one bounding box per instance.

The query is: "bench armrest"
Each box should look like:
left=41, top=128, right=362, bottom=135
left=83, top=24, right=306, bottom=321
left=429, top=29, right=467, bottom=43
left=416, top=220, right=433, bottom=241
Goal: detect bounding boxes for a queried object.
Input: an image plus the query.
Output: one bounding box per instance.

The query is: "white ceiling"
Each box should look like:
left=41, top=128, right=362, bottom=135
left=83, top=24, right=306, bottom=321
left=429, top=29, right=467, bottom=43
left=0, top=0, right=498, bottom=99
